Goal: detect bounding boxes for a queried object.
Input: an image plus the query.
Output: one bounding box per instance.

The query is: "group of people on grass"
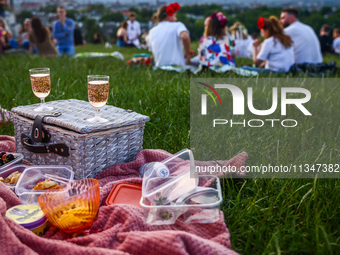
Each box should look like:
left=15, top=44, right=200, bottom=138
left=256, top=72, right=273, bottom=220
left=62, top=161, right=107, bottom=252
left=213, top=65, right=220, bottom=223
left=319, top=24, right=340, bottom=54
left=116, top=12, right=141, bottom=48
left=146, top=4, right=339, bottom=73
left=113, top=3, right=340, bottom=73
left=0, top=6, right=78, bottom=56
left=2, top=2, right=340, bottom=73
left=1, top=6, right=70, bottom=56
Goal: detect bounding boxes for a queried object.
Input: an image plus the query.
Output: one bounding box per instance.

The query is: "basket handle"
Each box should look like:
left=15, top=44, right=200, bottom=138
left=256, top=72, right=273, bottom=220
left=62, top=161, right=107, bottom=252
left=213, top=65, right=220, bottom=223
left=31, top=112, right=62, bottom=143
left=21, top=134, right=70, bottom=157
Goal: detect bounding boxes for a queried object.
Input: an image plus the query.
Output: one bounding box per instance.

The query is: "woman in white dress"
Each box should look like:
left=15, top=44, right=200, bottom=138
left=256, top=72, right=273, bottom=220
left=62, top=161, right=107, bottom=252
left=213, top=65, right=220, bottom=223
left=230, top=22, right=253, bottom=58
left=252, top=16, right=294, bottom=72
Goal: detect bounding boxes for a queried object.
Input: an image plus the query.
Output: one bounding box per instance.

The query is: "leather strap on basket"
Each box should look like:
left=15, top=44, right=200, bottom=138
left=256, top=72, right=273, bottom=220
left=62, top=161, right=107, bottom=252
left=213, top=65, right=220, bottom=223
left=31, top=112, right=61, bottom=143
left=21, top=134, right=70, bottom=157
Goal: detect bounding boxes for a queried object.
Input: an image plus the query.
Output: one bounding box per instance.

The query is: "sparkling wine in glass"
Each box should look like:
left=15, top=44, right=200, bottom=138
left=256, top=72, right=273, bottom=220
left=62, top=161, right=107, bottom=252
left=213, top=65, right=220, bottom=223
left=29, top=68, right=53, bottom=112
left=87, top=75, right=110, bottom=123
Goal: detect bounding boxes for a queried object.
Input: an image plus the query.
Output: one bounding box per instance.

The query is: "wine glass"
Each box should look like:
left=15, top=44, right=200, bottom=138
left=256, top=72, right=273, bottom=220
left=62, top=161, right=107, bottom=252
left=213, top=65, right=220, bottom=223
left=29, top=68, right=53, bottom=112
left=87, top=75, right=110, bottom=123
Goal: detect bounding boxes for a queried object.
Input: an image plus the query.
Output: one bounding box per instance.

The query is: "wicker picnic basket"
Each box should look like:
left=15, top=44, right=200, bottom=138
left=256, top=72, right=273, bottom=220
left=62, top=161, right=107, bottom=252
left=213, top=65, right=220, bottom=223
left=11, top=99, right=150, bottom=179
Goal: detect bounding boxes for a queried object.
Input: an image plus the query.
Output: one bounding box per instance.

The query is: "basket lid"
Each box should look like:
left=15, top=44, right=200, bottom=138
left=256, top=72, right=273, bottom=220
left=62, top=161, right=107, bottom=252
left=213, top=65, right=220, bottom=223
left=11, top=99, right=150, bottom=134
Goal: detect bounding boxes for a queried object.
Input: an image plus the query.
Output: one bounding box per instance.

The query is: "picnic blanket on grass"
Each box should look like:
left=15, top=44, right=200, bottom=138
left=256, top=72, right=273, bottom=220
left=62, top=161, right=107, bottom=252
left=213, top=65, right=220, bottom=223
left=0, top=136, right=247, bottom=255
left=153, top=65, right=258, bottom=77
left=74, top=51, right=124, bottom=60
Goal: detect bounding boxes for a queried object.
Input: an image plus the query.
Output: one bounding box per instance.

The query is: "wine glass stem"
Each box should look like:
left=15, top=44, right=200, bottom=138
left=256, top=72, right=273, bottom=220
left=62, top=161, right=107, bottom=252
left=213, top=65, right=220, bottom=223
left=40, top=98, right=45, bottom=108
left=95, top=108, right=100, bottom=119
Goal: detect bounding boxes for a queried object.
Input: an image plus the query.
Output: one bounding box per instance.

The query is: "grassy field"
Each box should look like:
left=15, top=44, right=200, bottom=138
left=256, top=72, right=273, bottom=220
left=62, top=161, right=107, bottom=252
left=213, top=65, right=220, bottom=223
left=1, top=44, right=339, bottom=254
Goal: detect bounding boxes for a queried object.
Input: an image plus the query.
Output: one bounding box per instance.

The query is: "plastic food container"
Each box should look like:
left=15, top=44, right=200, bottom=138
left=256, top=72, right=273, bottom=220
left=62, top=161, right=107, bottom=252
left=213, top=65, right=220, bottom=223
left=140, top=175, right=222, bottom=225
left=0, top=152, right=24, bottom=171
left=6, top=204, right=48, bottom=236
left=141, top=149, right=198, bottom=206
left=0, top=164, right=27, bottom=190
left=106, top=182, right=142, bottom=208
left=15, top=165, right=74, bottom=204
left=38, top=178, right=100, bottom=233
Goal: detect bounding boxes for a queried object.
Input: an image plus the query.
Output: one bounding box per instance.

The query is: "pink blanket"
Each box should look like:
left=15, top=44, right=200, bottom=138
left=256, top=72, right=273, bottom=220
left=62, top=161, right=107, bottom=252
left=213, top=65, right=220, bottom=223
left=0, top=135, right=15, bottom=152
left=0, top=136, right=247, bottom=255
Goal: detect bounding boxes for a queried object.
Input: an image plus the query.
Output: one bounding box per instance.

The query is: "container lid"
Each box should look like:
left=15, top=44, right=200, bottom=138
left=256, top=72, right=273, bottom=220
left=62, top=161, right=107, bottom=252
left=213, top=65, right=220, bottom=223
left=0, top=152, right=24, bottom=172
left=142, top=149, right=198, bottom=205
left=106, top=182, right=142, bottom=208
left=11, top=99, right=150, bottom=134
left=6, top=204, right=46, bottom=229
left=15, top=165, right=74, bottom=201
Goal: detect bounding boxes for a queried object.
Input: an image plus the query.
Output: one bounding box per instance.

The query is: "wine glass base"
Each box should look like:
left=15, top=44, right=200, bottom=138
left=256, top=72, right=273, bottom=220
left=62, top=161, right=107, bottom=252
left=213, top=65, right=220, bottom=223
left=34, top=105, right=54, bottom=112
left=86, top=116, right=109, bottom=123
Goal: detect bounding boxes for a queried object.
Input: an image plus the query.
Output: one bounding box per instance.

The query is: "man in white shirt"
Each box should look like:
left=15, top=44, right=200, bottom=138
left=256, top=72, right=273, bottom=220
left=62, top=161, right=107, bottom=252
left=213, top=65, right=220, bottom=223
left=147, top=3, right=191, bottom=66
left=127, top=12, right=141, bottom=47
left=280, top=8, right=323, bottom=64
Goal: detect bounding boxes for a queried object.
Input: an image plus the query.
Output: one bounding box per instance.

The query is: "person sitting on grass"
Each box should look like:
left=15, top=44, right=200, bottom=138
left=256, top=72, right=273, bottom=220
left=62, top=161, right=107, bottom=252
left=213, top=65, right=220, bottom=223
left=250, top=16, right=294, bottom=73
left=230, top=22, right=253, bottom=58
left=29, top=17, right=58, bottom=57
left=92, top=33, right=103, bottom=44
left=116, top=21, right=128, bottom=47
left=147, top=2, right=191, bottom=66
left=127, top=12, right=141, bottom=48
left=333, top=28, right=340, bottom=54
left=74, top=24, right=85, bottom=46
left=319, top=24, right=333, bottom=54
left=19, top=18, right=31, bottom=50
left=196, top=12, right=236, bottom=68
left=0, top=0, right=7, bottom=18
left=280, top=8, right=322, bottom=64
left=0, top=26, right=5, bottom=53
left=0, top=17, right=13, bottom=51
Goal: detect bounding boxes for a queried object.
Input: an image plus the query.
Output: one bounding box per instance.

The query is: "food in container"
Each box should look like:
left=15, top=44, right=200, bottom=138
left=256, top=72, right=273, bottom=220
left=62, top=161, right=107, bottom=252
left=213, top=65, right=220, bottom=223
left=33, top=180, right=60, bottom=190
left=6, top=204, right=48, bottom=236
left=140, top=176, right=222, bottom=225
left=0, top=152, right=24, bottom=171
left=38, top=178, right=100, bottom=233
left=140, top=149, right=222, bottom=225
left=15, top=165, right=74, bottom=204
left=1, top=171, right=22, bottom=184
left=106, top=182, right=142, bottom=208
left=0, top=164, right=27, bottom=190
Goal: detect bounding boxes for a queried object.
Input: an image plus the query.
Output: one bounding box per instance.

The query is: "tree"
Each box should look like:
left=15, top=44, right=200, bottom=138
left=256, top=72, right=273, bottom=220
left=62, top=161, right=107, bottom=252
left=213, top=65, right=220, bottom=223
left=67, top=10, right=80, bottom=21
left=181, top=4, right=221, bottom=16
left=139, top=8, right=153, bottom=23
left=320, top=6, right=332, bottom=16
left=87, top=4, right=106, bottom=13
left=39, top=5, right=57, bottom=13
left=16, top=10, right=33, bottom=25
left=83, top=18, right=103, bottom=42
left=100, top=12, right=124, bottom=22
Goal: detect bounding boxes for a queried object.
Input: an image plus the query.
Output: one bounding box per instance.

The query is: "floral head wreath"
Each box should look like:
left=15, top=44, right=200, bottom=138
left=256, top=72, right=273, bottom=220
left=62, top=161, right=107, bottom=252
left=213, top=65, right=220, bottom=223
left=204, top=12, right=227, bottom=28
left=165, top=2, right=181, bottom=16
left=257, top=17, right=266, bottom=30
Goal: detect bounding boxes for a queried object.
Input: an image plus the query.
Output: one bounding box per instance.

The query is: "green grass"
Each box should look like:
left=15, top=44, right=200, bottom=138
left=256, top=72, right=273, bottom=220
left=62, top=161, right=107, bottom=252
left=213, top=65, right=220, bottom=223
left=190, top=78, right=340, bottom=179
left=1, top=44, right=339, bottom=254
